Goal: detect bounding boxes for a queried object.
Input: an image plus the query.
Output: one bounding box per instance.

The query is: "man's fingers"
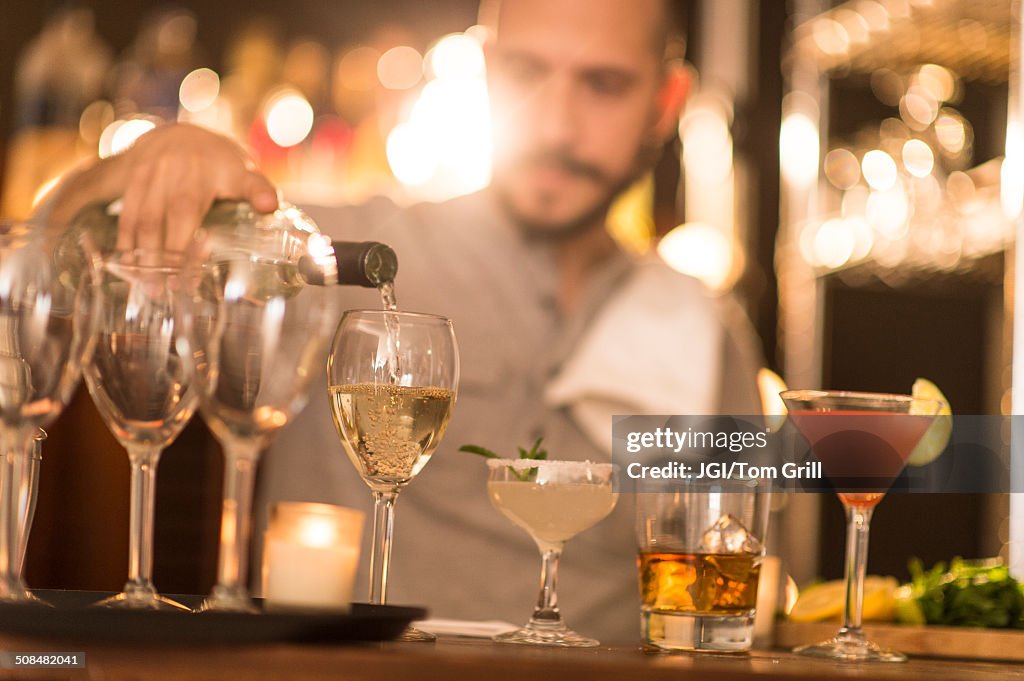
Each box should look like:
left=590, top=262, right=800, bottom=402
left=101, top=124, right=278, bottom=253
left=245, top=171, right=279, bottom=213
left=159, top=157, right=207, bottom=254
left=132, top=162, right=174, bottom=253
left=165, top=194, right=209, bottom=255
left=116, top=162, right=157, bottom=253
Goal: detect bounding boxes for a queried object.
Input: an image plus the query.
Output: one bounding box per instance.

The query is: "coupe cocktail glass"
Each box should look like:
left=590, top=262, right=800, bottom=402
left=486, top=459, right=617, bottom=647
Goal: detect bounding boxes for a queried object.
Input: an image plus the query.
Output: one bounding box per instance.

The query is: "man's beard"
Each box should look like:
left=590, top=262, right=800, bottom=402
left=494, top=138, right=663, bottom=242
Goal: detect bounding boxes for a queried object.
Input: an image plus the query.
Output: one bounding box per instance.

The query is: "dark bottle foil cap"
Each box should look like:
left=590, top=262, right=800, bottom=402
left=333, top=241, right=398, bottom=287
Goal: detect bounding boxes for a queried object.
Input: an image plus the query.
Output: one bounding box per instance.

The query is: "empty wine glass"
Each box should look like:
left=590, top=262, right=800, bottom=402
left=83, top=250, right=197, bottom=610
left=188, top=221, right=339, bottom=612
left=328, top=310, right=458, bottom=641
left=0, top=220, right=95, bottom=603
left=14, top=429, right=45, bottom=577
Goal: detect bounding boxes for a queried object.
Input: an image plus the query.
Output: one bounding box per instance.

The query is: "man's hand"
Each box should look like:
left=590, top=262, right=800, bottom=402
left=46, top=123, right=278, bottom=253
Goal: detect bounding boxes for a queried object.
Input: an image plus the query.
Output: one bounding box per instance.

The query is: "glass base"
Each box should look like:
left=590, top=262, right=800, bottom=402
left=0, top=575, right=38, bottom=605
left=198, top=584, right=258, bottom=614
left=794, top=630, right=907, bottom=663
left=494, top=619, right=599, bottom=648
left=94, top=585, right=190, bottom=612
left=397, top=626, right=437, bottom=642
left=642, top=611, right=753, bottom=653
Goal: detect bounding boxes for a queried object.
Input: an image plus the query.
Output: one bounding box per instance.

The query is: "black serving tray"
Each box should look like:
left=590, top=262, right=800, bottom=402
left=0, top=590, right=426, bottom=645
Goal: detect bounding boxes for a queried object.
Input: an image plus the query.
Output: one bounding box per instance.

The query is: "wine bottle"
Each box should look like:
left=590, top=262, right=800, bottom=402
left=62, top=199, right=398, bottom=290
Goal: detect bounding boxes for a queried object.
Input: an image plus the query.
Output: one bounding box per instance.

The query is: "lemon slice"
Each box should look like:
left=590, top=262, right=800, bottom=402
left=788, top=576, right=898, bottom=623
left=907, top=378, right=952, bottom=466
left=757, top=368, right=789, bottom=432
left=894, top=584, right=926, bottom=625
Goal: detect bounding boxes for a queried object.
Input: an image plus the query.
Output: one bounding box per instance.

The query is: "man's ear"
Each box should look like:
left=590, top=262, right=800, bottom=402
left=652, top=62, right=693, bottom=142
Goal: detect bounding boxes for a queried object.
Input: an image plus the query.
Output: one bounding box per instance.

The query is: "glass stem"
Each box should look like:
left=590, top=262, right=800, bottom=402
left=0, top=428, right=31, bottom=599
left=215, top=439, right=261, bottom=596
left=369, top=489, right=398, bottom=605
left=125, top=444, right=162, bottom=593
left=530, top=546, right=563, bottom=625
left=840, top=503, right=873, bottom=637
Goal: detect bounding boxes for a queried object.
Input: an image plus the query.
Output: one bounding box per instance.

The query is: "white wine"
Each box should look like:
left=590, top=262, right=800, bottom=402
left=329, top=383, right=454, bottom=488
left=487, top=480, right=617, bottom=547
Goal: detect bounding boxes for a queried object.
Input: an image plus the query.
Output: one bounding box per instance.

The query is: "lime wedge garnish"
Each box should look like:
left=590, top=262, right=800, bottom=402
left=907, top=378, right=952, bottom=466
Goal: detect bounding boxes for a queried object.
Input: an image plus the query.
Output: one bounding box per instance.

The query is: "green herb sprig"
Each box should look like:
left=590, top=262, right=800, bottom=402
left=897, top=557, right=1024, bottom=629
left=459, top=437, right=547, bottom=480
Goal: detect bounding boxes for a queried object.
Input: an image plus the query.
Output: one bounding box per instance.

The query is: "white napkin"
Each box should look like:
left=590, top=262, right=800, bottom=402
left=413, top=618, right=519, bottom=638
left=544, top=259, right=722, bottom=454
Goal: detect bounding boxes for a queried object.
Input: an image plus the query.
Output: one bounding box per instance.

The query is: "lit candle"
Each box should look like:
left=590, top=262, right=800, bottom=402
left=262, top=502, right=364, bottom=612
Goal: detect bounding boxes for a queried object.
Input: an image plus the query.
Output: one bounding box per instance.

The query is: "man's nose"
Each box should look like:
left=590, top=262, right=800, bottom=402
left=532, top=76, right=580, bottom=149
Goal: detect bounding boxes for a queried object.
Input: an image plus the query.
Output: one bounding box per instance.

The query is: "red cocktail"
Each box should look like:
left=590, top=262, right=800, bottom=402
left=788, top=410, right=935, bottom=507
left=781, top=390, right=945, bottom=662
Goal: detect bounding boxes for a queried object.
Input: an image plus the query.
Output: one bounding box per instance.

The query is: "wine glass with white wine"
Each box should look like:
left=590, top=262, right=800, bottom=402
left=83, top=250, right=197, bottom=610
left=327, top=309, right=458, bottom=641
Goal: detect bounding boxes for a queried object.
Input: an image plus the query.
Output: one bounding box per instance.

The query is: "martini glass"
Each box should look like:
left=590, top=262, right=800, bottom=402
left=780, top=389, right=945, bottom=662
left=486, top=459, right=618, bottom=647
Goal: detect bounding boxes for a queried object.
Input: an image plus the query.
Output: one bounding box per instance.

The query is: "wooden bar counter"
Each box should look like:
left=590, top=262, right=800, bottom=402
left=1, top=636, right=1022, bottom=681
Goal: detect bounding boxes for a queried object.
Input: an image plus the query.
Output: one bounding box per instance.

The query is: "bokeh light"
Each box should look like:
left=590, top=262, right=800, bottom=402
left=386, top=122, right=438, bottom=186
left=824, top=148, right=861, bottom=189
left=264, top=89, right=314, bottom=147
left=813, top=218, right=856, bottom=269
left=935, top=110, right=967, bottom=155
left=657, top=223, right=734, bottom=291
left=812, top=18, right=850, bottom=56
left=99, top=118, right=157, bottom=158
left=336, top=46, right=381, bottom=92
left=834, top=9, right=869, bottom=45
left=425, top=33, right=485, bottom=81
left=377, top=46, right=423, bottom=90
left=780, top=110, right=820, bottom=189
left=900, top=86, right=938, bottom=129
left=861, top=149, right=898, bottom=191
left=385, top=32, right=491, bottom=199
left=682, top=95, right=733, bottom=184
left=79, top=100, right=114, bottom=146
left=946, top=171, right=978, bottom=212
left=916, top=64, right=956, bottom=102
left=867, top=185, right=910, bottom=239
left=856, top=1, right=890, bottom=32
left=179, top=68, right=220, bottom=113
left=901, top=139, right=934, bottom=178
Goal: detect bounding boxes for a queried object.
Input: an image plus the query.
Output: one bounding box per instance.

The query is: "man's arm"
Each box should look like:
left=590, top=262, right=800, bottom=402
left=42, top=123, right=278, bottom=252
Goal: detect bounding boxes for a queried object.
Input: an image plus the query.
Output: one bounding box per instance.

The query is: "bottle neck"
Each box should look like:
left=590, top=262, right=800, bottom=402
left=298, top=241, right=398, bottom=288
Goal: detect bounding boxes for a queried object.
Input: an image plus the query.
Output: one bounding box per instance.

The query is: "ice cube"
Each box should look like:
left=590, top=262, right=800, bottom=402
left=698, top=513, right=763, bottom=554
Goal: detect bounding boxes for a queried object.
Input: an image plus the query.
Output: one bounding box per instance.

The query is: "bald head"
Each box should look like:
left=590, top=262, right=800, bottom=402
left=483, top=0, right=681, bottom=60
